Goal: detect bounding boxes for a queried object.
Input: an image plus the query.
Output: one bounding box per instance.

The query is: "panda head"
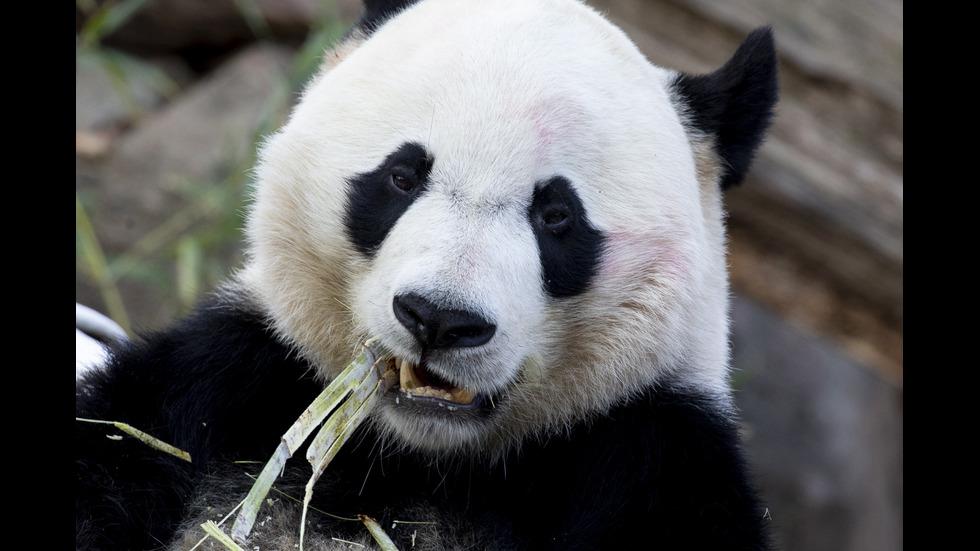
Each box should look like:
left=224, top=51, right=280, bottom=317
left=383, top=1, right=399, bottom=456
left=242, top=0, right=776, bottom=455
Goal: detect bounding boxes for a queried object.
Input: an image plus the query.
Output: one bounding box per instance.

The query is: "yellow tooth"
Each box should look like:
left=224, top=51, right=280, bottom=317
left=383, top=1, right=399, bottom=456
left=399, top=359, right=418, bottom=391
left=450, top=386, right=477, bottom=405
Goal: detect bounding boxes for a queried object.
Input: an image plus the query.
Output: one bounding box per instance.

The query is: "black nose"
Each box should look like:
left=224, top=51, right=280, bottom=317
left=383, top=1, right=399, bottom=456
left=393, top=293, right=496, bottom=349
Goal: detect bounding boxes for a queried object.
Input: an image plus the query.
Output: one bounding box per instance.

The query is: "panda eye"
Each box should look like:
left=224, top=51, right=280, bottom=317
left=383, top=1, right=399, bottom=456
left=532, top=185, right=574, bottom=234
left=527, top=176, right=604, bottom=298
left=389, top=166, right=419, bottom=193
left=540, top=206, right=571, bottom=231
left=346, top=142, right=432, bottom=256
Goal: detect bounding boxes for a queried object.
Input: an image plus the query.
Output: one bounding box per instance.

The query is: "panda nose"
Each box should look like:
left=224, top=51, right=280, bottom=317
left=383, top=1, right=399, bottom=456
left=393, top=293, right=496, bottom=349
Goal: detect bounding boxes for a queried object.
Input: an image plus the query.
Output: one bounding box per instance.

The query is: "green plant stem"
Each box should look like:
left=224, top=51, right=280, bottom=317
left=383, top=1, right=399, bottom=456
left=76, top=194, right=132, bottom=335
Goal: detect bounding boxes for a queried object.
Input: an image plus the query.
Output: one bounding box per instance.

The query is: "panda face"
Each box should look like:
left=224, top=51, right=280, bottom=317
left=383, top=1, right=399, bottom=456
left=245, top=0, right=734, bottom=454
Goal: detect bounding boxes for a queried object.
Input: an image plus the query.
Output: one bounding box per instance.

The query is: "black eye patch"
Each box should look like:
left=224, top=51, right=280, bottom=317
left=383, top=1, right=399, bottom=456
left=345, top=142, right=433, bottom=255
left=528, top=176, right=604, bottom=298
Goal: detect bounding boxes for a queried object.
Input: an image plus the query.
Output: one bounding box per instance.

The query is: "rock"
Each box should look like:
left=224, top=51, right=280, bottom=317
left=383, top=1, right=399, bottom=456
left=79, top=0, right=337, bottom=54
left=732, top=295, right=903, bottom=551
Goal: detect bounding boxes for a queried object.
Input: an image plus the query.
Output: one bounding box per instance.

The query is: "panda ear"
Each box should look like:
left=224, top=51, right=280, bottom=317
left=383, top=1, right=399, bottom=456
left=355, top=0, right=421, bottom=35
left=672, top=27, right=779, bottom=190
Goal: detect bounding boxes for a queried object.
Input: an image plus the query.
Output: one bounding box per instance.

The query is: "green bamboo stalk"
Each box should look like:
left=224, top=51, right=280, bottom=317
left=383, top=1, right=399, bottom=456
left=231, top=340, right=393, bottom=544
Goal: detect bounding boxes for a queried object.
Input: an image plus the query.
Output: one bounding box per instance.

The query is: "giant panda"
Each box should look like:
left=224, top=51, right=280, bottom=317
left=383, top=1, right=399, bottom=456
left=76, top=0, right=779, bottom=549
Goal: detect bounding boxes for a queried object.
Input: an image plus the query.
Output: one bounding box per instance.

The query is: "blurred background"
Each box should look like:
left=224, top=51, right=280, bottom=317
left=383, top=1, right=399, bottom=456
left=75, top=0, right=903, bottom=549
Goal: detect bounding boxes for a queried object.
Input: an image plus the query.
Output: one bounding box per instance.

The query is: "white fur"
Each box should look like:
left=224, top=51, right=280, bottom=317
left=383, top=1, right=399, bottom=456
left=241, top=0, right=733, bottom=456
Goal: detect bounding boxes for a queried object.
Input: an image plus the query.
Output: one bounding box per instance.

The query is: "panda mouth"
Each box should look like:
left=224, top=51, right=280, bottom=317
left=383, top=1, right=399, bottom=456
left=395, top=357, right=479, bottom=406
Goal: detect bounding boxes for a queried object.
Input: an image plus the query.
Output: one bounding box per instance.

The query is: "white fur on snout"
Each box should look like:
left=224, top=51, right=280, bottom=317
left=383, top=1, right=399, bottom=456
left=354, top=189, right=546, bottom=394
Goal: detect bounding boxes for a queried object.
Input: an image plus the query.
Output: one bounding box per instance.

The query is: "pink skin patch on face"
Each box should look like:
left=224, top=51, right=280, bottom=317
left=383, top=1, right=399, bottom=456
left=525, top=98, right=589, bottom=171
left=524, top=102, right=691, bottom=286
left=528, top=109, right=557, bottom=167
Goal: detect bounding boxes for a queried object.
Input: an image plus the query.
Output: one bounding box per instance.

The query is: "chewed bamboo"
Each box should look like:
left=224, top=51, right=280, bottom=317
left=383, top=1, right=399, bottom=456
left=230, top=340, right=393, bottom=544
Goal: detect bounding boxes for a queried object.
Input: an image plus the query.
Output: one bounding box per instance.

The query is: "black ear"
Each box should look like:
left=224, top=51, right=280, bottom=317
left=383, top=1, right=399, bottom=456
left=355, top=0, right=421, bottom=35
left=672, top=27, right=778, bottom=189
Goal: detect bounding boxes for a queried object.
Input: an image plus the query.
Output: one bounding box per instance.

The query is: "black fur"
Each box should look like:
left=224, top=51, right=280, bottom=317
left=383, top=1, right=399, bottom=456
left=76, top=293, right=770, bottom=550
left=529, top=176, right=604, bottom=297
left=75, top=292, right=324, bottom=550
left=672, top=27, right=779, bottom=189
left=345, top=142, right=433, bottom=255
left=354, top=0, right=422, bottom=35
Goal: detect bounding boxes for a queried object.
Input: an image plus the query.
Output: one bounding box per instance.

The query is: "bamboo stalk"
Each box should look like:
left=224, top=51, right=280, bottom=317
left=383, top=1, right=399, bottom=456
left=231, top=340, right=396, bottom=545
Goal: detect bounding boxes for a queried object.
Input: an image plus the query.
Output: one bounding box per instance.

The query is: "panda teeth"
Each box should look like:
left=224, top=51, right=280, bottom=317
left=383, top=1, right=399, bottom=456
left=398, top=358, right=421, bottom=392
left=450, top=386, right=477, bottom=405
left=397, top=358, right=476, bottom=405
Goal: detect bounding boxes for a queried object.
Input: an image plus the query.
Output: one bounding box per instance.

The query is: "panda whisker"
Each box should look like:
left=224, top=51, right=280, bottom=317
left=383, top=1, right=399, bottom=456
left=426, top=102, right=437, bottom=151
left=357, top=445, right=379, bottom=497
